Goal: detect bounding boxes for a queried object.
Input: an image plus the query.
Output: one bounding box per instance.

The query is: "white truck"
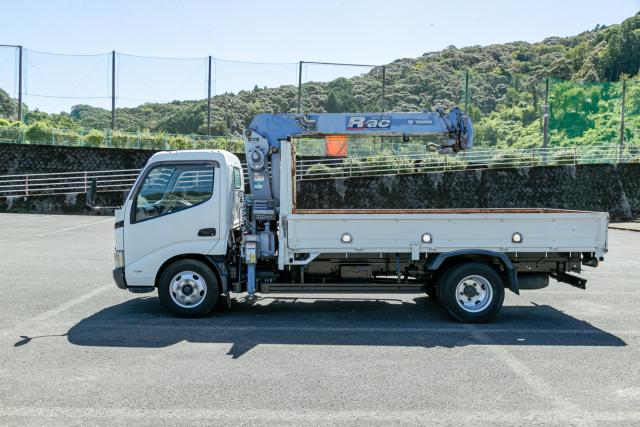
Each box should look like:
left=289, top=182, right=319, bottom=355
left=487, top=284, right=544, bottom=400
left=93, top=108, right=608, bottom=323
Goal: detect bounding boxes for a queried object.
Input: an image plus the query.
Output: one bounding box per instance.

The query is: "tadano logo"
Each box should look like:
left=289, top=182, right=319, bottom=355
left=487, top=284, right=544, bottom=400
left=346, top=116, right=391, bottom=130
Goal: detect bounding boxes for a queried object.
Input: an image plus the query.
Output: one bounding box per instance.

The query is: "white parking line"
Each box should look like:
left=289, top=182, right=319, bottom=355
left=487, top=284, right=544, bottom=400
left=37, top=218, right=113, bottom=237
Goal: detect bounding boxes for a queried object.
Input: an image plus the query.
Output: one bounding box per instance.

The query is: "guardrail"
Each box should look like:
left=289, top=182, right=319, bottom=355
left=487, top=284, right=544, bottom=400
left=0, top=169, right=140, bottom=197
left=295, top=145, right=640, bottom=180
left=0, top=165, right=251, bottom=197
left=1, top=145, right=638, bottom=197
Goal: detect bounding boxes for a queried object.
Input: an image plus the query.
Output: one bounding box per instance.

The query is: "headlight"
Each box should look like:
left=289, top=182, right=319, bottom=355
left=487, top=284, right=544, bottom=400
left=114, top=250, right=125, bottom=269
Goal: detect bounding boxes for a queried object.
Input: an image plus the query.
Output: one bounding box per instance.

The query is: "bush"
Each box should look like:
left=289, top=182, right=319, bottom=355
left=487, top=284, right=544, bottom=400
left=490, top=150, right=540, bottom=169
left=55, top=128, right=82, bottom=146
left=24, top=122, right=54, bottom=145
left=364, top=150, right=416, bottom=175
left=341, top=156, right=366, bottom=176
left=109, top=130, right=134, bottom=149
left=0, top=123, right=23, bottom=143
left=418, top=152, right=468, bottom=172
left=305, top=163, right=335, bottom=178
left=167, top=134, right=193, bottom=150
left=550, top=148, right=577, bottom=165
left=83, top=129, right=105, bottom=147
left=137, top=130, right=166, bottom=150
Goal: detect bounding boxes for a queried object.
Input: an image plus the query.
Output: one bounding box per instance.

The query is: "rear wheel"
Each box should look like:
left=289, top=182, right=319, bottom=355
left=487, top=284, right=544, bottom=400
left=438, top=262, right=505, bottom=323
left=158, top=259, right=219, bottom=317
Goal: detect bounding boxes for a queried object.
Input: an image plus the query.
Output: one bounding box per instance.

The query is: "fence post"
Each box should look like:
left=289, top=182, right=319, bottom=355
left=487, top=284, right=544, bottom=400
left=464, top=69, right=469, bottom=115
left=25, top=174, right=29, bottom=196
left=542, top=77, right=550, bottom=164
left=83, top=172, right=88, bottom=192
left=297, top=61, right=303, bottom=113
left=111, top=50, right=116, bottom=130
left=381, top=65, right=386, bottom=113
left=207, top=55, right=212, bottom=137
left=17, top=45, right=23, bottom=122
left=619, top=78, right=626, bottom=163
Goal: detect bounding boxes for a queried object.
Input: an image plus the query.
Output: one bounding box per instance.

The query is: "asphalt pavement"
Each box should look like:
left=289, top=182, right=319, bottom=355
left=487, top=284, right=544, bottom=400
left=1, top=213, right=639, bottom=426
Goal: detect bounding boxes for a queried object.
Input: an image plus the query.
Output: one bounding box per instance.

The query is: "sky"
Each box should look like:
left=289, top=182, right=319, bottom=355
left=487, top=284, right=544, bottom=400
left=0, top=0, right=639, bottom=113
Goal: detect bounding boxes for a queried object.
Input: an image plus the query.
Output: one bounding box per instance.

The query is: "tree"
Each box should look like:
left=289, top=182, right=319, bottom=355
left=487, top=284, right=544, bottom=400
left=0, top=88, right=17, bottom=120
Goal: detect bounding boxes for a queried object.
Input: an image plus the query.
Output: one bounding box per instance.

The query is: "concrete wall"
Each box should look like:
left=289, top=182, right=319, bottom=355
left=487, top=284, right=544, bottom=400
left=0, top=143, right=155, bottom=175
left=1, top=143, right=638, bottom=221
left=297, top=163, right=640, bottom=221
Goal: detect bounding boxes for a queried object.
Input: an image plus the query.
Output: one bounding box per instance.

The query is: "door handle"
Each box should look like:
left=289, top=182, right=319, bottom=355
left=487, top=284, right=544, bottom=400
left=198, top=228, right=216, bottom=237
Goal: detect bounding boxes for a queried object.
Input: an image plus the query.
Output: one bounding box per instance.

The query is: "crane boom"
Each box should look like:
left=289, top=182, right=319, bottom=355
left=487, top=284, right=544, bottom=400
left=246, top=106, right=472, bottom=150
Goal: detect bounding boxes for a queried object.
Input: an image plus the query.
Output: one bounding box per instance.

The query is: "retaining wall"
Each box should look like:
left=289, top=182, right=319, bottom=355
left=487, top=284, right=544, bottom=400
left=1, top=144, right=638, bottom=221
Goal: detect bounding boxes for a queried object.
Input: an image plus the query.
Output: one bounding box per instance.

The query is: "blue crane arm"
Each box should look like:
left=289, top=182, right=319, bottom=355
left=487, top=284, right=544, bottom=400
left=247, top=106, right=473, bottom=151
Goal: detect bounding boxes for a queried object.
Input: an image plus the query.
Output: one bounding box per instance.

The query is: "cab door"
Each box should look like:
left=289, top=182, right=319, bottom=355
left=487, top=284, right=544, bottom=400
left=123, top=161, right=221, bottom=287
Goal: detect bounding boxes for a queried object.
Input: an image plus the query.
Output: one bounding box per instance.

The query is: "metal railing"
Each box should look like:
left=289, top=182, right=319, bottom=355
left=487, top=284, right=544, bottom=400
left=1, top=145, right=639, bottom=197
left=295, top=145, right=640, bottom=181
left=0, top=169, right=140, bottom=197
left=0, top=165, right=250, bottom=197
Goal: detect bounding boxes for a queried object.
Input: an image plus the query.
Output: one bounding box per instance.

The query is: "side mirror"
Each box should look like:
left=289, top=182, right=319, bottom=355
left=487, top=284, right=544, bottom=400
left=85, top=178, right=97, bottom=207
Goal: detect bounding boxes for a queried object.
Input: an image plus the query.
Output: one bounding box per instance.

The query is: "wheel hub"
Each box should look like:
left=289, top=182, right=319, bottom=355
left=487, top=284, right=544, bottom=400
left=455, top=275, right=493, bottom=313
left=462, top=284, right=479, bottom=298
left=170, top=271, right=207, bottom=308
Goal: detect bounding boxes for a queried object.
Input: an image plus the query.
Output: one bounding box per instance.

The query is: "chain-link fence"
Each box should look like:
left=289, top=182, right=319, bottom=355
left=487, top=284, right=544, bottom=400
left=0, top=45, right=638, bottom=154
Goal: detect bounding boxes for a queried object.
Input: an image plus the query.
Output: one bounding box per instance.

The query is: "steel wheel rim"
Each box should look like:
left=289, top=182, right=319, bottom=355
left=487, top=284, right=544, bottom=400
left=170, top=271, right=207, bottom=308
left=455, top=275, right=493, bottom=313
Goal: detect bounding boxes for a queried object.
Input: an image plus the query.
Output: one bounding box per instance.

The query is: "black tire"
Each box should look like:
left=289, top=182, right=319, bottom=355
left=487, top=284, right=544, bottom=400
left=438, top=262, right=505, bottom=323
left=158, top=259, right=220, bottom=317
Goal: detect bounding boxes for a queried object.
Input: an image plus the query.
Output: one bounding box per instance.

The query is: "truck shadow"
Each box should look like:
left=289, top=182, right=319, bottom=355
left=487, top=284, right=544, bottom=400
left=66, top=295, right=626, bottom=358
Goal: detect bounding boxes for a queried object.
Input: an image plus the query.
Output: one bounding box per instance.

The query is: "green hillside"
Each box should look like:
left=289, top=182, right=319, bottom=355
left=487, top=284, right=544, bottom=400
left=1, top=12, right=639, bottom=148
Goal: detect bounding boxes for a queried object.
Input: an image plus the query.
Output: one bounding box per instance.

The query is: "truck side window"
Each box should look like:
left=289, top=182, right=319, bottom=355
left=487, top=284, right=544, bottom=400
left=133, top=163, right=214, bottom=223
left=233, top=167, right=242, bottom=190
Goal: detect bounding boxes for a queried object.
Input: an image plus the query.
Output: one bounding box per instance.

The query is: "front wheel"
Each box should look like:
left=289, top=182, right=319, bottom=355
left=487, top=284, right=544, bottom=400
left=438, top=262, right=505, bottom=323
left=158, top=259, right=220, bottom=317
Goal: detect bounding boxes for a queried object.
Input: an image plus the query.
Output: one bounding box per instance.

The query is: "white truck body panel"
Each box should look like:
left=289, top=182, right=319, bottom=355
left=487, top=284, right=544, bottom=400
left=283, top=211, right=608, bottom=260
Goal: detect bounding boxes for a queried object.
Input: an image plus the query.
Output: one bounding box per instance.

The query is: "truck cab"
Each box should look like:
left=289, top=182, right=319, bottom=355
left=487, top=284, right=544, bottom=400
left=113, top=150, right=243, bottom=298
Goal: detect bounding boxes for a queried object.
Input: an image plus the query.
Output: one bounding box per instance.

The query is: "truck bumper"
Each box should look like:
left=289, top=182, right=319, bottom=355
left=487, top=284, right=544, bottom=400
left=113, top=267, right=128, bottom=290
left=113, top=268, right=155, bottom=293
